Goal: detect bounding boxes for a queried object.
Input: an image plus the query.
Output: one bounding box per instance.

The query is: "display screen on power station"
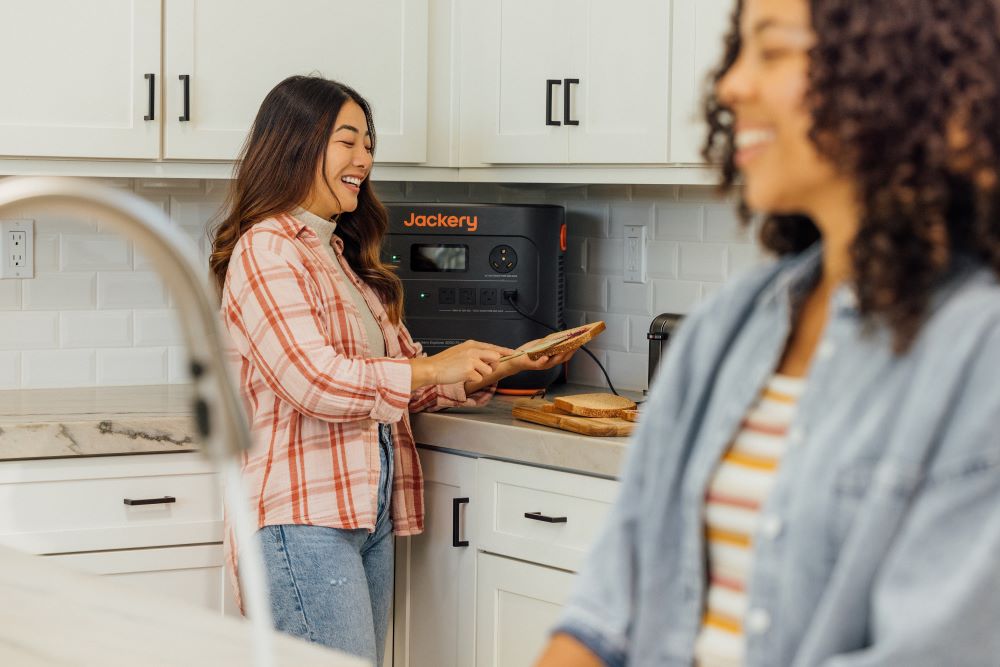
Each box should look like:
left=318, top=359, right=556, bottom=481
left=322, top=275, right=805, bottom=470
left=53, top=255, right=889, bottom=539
left=410, top=244, right=468, bottom=272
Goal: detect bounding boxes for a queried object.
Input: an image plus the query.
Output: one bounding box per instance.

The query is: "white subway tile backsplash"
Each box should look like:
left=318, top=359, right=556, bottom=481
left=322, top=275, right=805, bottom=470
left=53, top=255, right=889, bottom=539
left=609, top=202, right=653, bottom=239
left=97, top=347, right=168, bottom=385
left=566, top=347, right=608, bottom=387
left=655, top=203, right=704, bottom=241
left=653, top=279, right=702, bottom=314
left=587, top=313, right=628, bottom=352
left=566, top=238, right=587, bottom=274
left=565, top=201, right=609, bottom=238
left=566, top=275, right=608, bottom=311
left=608, top=281, right=652, bottom=314
left=23, top=273, right=96, bottom=310
left=0, top=312, right=59, bottom=350
left=704, top=204, right=752, bottom=243
left=0, top=352, right=19, bottom=389
left=631, top=184, right=678, bottom=201
left=167, top=346, right=192, bottom=383
left=34, top=216, right=97, bottom=234
left=34, top=234, right=60, bottom=272
left=97, top=272, right=168, bottom=309
left=61, top=235, right=132, bottom=271
left=605, top=350, right=648, bottom=391
left=679, top=243, right=727, bottom=282
left=701, top=282, right=723, bottom=299
left=0, top=281, right=21, bottom=310
left=587, top=238, right=623, bottom=275
left=629, top=314, right=653, bottom=353
left=647, top=241, right=679, bottom=279
left=169, top=194, right=225, bottom=229
left=61, top=311, right=132, bottom=348
left=22, top=349, right=95, bottom=388
left=728, top=243, right=768, bottom=278
left=134, top=309, right=184, bottom=346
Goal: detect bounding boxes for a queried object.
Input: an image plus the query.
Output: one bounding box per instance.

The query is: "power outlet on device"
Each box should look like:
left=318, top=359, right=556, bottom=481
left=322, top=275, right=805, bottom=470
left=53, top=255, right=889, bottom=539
left=1, top=220, right=34, bottom=279
left=624, top=224, right=647, bottom=284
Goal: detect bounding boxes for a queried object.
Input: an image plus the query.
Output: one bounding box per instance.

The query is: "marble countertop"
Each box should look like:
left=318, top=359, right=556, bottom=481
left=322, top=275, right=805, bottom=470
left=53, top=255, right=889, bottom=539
left=0, top=385, right=199, bottom=461
left=0, top=383, right=640, bottom=477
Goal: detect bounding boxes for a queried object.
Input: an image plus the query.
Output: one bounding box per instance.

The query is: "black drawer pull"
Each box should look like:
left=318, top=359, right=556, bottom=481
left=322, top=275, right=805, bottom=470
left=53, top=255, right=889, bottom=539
left=124, top=496, right=176, bottom=506
left=545, top=79, right=562, bottom=126
left=524, top=511, right=567, bottom=524
left=453, top=497, right=470, bottom=547
left=143, top=73, right=155, bottom=121
left=563, top=78, right=580, bottom=126
left=178, top=74, right=191, bottom=121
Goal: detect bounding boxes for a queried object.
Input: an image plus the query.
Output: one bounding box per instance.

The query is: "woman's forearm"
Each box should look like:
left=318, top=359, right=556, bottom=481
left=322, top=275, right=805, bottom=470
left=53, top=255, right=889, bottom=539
left=535, top=634, right=604, bottom=667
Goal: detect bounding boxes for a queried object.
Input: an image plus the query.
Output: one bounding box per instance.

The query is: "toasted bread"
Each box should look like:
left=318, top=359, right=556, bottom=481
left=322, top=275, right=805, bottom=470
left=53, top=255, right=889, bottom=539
left=621, top=409, right=640, bottom=422
left=524, top=321, right=606, bottom=360
left=553, top=392, right=637, bottom=418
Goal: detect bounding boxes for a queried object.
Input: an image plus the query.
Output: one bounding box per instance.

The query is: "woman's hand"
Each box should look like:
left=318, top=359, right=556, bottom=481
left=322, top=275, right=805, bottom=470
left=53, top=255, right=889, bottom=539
left=500, top=337, right=578, bottom=376
left=409, top=340, right=514, bottom=390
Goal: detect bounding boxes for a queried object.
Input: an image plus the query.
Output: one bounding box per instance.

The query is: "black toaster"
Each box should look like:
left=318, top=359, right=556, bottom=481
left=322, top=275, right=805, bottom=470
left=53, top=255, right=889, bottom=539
left=647, top=313, right=682, bottom=390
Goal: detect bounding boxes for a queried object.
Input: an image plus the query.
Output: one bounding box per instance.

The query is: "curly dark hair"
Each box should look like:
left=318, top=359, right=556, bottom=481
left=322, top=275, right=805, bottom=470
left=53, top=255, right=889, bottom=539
left=704, top=0, right=1000, bottom=351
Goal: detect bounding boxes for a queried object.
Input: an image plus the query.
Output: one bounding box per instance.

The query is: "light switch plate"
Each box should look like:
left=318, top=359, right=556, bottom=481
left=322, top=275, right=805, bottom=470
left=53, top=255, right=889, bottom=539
left=1, top=219, right=34, bottom=279
left=624, top=224, right=647, bottom=283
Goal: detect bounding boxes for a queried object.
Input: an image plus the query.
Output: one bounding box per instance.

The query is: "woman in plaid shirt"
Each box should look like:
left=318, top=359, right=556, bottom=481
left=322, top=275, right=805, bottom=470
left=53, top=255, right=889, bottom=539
left=209, top=76, right=571, bottom=666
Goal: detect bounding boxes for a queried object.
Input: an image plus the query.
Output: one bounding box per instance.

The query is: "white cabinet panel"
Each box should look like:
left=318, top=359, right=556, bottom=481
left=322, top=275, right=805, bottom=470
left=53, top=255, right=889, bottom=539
left=393, top=449, right=476, bottom=667
left=163, top=0, right=428, bottom=162
left=475, top=553, right=574, bottom=667
left=669, top=0, right=734, bottom=163
left=461, top=0, right=670, bottom=165
left=48, top=543, right=234, bottom=614
left=476, top=458, right=618, bottom=572
left=0, top=0, right=161, bottom=159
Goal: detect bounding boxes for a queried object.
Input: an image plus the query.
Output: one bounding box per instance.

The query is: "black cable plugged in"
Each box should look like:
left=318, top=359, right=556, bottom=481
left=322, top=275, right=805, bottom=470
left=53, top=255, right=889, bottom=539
left=503, top=290, right=622, bottom=397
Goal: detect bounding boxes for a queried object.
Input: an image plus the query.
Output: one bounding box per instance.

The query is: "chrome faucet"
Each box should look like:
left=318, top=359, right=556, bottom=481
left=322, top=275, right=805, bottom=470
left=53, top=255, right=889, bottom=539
left=0, top=176, right=275, bottom=667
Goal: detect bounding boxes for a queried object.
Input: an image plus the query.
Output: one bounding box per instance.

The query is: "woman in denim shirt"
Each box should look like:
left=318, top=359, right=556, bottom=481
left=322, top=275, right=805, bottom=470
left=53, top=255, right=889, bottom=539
left=538, top=0, right=1000, bottom=665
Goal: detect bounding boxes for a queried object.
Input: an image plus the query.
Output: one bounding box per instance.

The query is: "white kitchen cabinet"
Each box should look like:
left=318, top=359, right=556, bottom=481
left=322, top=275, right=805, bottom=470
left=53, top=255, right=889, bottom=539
left=475, top=552, right=575, bottom=667
left=393, top=449, right=477, bottom=667
left=163, top=0, right=429, bottom=163
left=459, top=0, right=671, bottom=165
left=0, top=0, right=162, bottom=159
left=47, top=543, right=238, bottom=615
left=669, top=0, right=735, bottom=164
left=0, top=452, right=230, bottom=614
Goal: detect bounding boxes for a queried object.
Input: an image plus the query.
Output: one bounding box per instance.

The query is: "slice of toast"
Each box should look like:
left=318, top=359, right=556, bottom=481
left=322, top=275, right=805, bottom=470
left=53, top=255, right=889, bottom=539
left=553, top=392, right=637, bottom=418
left=525, top=321, right=606, bottom=360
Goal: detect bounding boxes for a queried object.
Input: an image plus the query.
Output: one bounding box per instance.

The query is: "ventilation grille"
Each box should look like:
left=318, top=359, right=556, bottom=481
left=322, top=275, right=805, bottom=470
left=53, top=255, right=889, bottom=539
left=556, top=253, right=566, bottom=330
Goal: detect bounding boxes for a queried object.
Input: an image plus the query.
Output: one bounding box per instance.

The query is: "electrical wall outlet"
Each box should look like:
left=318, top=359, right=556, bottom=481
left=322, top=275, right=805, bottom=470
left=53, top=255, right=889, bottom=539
left=623, top=224, right=647, bottom=283
left=1, top=219, right=34, bottom=279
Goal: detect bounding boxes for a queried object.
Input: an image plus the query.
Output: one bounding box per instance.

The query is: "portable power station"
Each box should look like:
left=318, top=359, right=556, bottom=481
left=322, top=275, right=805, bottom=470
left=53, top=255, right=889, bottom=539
left=383, top=203, right=567, bottom=392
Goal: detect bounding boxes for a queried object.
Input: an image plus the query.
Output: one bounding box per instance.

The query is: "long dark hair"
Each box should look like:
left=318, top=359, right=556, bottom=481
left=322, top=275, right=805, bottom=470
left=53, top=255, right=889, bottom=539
left=703, top=0, right=1000, bottom=351
left=209, top=75, right=404, bottom=324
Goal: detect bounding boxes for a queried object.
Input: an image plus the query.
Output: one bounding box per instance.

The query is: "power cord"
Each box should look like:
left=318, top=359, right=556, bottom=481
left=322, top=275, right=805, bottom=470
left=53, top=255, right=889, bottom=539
left=503, top=290, right=622, bottom=397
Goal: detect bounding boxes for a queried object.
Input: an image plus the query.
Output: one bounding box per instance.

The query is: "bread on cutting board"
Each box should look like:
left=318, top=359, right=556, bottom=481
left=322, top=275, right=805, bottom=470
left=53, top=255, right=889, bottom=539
left=553, top=392, right=637, bottom=418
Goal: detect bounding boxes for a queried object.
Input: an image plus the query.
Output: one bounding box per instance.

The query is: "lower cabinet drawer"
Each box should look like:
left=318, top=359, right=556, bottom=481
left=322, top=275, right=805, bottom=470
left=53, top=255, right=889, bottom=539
left=0, top=453, right=222, bottom=554
left=47, top=543, right=238, bottom=615
left=476, top=459, right=619, bottom=572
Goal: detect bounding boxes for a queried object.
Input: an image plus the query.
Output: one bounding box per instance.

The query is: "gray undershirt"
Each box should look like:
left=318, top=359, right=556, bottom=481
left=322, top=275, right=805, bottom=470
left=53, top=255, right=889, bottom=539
left=294, top=207, right=387, bottom=358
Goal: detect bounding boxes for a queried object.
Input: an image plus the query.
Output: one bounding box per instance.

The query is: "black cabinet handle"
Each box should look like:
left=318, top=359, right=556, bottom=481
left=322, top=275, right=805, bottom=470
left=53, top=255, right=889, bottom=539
left=452, top=497, right=470, bottom=547
left=563, top=78, right=580, bottom=126
left=524, top=511, right=568, bottom=524
left=143, top=73, right=155, bottom=121
left=546, top=79, right=562, bottom=126
left=179, top=74, right=191, bottom=122
left=124, top=496, right=176, bottom=506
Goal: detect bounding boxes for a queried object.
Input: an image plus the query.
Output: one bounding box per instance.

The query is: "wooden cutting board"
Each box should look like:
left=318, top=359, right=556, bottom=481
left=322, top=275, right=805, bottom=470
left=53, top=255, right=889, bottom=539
left=512, top=400, right=634, bottom=437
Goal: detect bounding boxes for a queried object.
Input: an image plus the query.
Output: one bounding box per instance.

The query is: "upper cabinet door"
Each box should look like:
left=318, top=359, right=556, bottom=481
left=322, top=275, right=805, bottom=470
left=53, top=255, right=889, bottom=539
left=461, top=0, right=670, bottom=166
left=565, top=0, right=671, bottom=164
left=460, top=0, right=578, bottom=165
left=163, top=0, right=429, bottom=163
left=669, top=0, right=733, bottom=164
left=0, top=0, right=161, bottom=159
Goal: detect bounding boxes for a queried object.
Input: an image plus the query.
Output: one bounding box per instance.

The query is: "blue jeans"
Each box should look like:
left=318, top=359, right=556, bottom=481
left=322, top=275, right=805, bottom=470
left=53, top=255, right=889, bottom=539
left=258, top=424, right=394, bottom=667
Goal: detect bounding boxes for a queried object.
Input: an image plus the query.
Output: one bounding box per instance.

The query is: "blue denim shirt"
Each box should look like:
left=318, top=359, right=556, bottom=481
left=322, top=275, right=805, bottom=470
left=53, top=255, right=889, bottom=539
left=555, top=245, right=1000, bottom=666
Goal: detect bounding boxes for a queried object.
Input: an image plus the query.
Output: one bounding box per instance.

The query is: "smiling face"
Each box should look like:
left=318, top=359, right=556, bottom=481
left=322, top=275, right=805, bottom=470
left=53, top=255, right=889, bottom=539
left=303, top=99, right=374, bottom=219
left=715, top=0, right=846, bottom=217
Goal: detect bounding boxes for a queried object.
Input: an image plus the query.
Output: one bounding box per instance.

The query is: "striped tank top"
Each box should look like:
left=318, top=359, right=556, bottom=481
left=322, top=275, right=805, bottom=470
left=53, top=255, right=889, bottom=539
left=693, top=373, right=806, bottom=667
